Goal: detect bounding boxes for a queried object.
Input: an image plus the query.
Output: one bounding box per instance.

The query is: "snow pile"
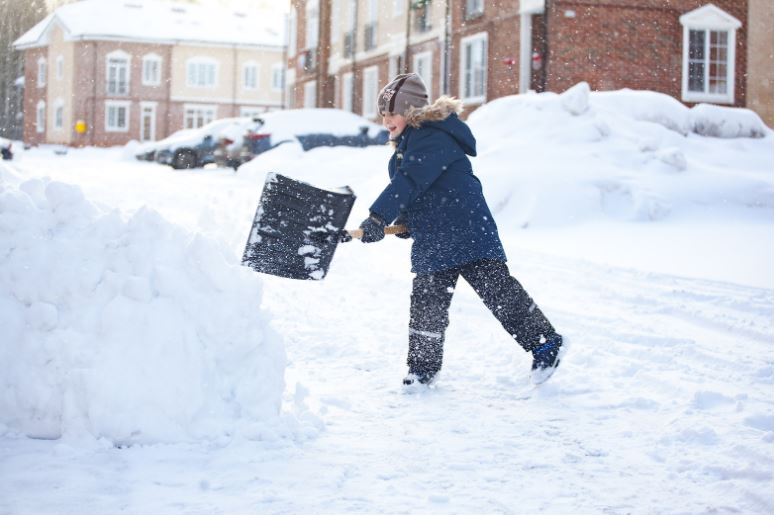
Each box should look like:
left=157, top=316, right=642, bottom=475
left=467, top=85, right=774, bottom=227
left=689, top=103, right=768, bottom=139
left=0, top=174, right=285, bottom=445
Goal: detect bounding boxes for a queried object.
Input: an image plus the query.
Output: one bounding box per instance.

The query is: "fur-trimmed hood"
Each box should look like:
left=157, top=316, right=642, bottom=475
left=403, top=96, right=476, bottom=157
left=405, top=95, right=464, bottom=127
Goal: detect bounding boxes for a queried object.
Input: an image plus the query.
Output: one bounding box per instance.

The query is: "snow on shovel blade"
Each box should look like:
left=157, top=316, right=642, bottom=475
left=242, top=172, right=356, bottom=280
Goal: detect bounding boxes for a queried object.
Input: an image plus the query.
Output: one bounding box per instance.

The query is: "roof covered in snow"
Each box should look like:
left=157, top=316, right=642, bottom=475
left=13, top=0, right=285, bottom=50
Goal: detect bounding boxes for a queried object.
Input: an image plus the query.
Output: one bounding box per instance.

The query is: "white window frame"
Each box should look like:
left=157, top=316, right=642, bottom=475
left=306, top=0, right=319, bottom=50
left=243, top=62, right=259, bottom=90
left=55, top=55, right=64, bottom=81
left=53, top=99, right=64, bottom=130
left=272, top=64, right=285, bottom=91
left=362, top=65, right=379, bottom=118
left=393, top=0, right=403, bottom=17
left=680, top=4, right=741, bottom=105
left=36, top=100, right=46, bottom=133
left=303, top=80, right=317, bottom=108
left=288, top=8, right=298, bottom=56
left=142, top=54, right=162, bottom=86
left=413, top=51, right=433, bottom=99
left=186, top=58, right=218, bottom=88
left=342, top=72, right=353, bottom=112
left=460, top=32, right=488, bottom=104
left=37, top=57, right=46, bottom=88
left=466, top=0, right=484, bottom=18
left=105, top=100, right=130, bottom=132
left=140, top=101, right=157, bottom=142
left=106, top=50, right=130, bottom=96
left=183, top=104, right=216, bottom=129
left=331, top=0, right=340, bottom=43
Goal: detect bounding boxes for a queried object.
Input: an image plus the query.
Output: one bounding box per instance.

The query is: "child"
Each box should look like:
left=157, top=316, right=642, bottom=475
left=358, top=73, right=564, bottom=386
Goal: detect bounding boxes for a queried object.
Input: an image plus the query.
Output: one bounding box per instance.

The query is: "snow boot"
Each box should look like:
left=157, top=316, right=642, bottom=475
left=402, top=371, right=436, bottom=386
left=530, top=334, right=564, bottom=385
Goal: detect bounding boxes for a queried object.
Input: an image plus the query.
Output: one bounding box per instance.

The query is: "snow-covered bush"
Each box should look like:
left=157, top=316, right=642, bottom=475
left=689, top=103, right=768, bottom=139
left=0, top=175, right=285, bottom=445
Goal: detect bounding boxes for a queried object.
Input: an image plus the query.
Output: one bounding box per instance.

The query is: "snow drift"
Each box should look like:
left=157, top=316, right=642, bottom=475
left=466, top=84, right=774, bottom=228
left=0, top=171, right=285, bottom=445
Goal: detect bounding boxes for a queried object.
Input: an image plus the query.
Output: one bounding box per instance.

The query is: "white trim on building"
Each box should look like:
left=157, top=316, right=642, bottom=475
left=680, top=4, right=741, bottom=104
left=460, top=32, right=487, bottom=104
left=105, top=100, right=131, bottom=132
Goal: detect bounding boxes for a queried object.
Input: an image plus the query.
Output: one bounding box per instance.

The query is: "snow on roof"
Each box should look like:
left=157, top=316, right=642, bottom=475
left=13, top=0, right=285, bottom=50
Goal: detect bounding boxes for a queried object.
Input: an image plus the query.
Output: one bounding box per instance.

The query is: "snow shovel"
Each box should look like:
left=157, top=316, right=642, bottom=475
left=242, top=173, right=406, bottom=280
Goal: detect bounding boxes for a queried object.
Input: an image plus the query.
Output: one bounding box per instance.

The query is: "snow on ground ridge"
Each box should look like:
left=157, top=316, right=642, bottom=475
left=0, top=172, right=286, bottom=445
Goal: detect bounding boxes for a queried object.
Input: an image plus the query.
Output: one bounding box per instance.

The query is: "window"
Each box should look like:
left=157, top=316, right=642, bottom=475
left=184, top=104, right=216, bottom=129
left=680, top=4, right=741, bottom=104
left=393, top=0, right=403, bottom=17
left=142, top=54, right=161, bottom=86
left=465, top=0, right=484, bottom=19
left=413, top=51, right=432, bottom=98
left=364, top=0, right=378, bottom=50
left=342, top=72, right=353, bottom=112
left=272, top=64, right=285, bottom=91
left=36, top=101, right=45, bottom=133
left=362, top=66, right=378, bottom=118
left=55, top=56, right=64, bottom=80
left=37, top=58, right=46, bottom=88
left=54, top=100, right=64, bottom=130
left=105, top=101, right=130, bottom=132
left=288, top=8, right=297, bottom=55
left=306, top=0, right=319, bottom=49
left=460, top=33, right=487, bottom=103
left=304, top=81, right=317, bottom=108
left=106, top=51, right=130, bottom=96
left=243, top=62, right=258, bottom=89
left=186, top=58, right=217, bottom=88
left=331, top=0, right=340, bottom=43
left=389, top=55, right=402, bottom=80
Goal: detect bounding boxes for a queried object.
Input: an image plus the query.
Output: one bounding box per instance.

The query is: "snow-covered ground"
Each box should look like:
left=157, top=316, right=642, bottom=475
left=1, top=88, right=774, bottom=513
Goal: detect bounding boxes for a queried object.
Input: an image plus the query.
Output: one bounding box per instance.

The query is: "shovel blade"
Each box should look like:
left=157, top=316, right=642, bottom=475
left=242, top=173, right=356, bottom=280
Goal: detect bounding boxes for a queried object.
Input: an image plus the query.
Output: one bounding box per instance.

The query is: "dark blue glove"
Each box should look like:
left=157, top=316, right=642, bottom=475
left=359, top=213, right=386, bottom=243
left=393, top=214, right=410, bottom=239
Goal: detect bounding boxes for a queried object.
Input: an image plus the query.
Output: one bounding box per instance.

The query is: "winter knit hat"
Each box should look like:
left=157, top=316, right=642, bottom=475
left=377, top=73, right=429, bottom=116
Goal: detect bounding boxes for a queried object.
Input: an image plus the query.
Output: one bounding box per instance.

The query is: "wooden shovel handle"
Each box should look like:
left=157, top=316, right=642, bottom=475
left=347, top=224, right=408, bottom=240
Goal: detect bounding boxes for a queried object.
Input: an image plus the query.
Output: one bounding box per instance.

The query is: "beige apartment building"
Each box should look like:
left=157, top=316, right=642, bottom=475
left=14, top=0, right=286, bottom=147
left=748, top=0, right=774, bottom=127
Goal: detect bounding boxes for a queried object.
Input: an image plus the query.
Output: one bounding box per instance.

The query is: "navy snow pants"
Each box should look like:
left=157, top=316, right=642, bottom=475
left=408, top=259, right=558, bottom=377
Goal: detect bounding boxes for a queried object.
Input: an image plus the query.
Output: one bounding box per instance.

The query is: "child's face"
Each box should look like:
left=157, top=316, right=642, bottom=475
left=382, top=113, right=407, bottom=140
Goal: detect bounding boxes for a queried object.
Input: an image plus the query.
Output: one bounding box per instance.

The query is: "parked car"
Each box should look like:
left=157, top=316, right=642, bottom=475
left=214, top=108, right=389, bottom=169
left=135, top=117, right=261, bottom=170
left=1, top=137, right=13, bottom=160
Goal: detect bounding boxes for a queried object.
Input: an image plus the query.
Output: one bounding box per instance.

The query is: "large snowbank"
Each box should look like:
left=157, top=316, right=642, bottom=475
left=467, top=84, right=774, bottom=227
left=0, top=170, right=285, bottom=445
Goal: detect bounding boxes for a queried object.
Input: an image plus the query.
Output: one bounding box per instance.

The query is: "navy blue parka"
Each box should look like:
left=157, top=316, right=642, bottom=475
left=369, top=98, right=506, bottom=274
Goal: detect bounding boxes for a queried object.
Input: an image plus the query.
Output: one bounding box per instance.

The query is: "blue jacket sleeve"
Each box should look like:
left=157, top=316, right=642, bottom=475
left=369, top=129, right=461, bottom=223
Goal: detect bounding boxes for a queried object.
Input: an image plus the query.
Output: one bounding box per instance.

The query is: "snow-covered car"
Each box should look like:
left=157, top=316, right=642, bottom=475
left=216, top=108, right=389, bottom=169
left=0, top=137, right=13, bottom=160
left=135, top=117, right=262, bottom=170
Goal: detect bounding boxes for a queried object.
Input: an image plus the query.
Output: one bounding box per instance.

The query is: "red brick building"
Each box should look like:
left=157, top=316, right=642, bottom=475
left=288, top=1, right=772, bottom=125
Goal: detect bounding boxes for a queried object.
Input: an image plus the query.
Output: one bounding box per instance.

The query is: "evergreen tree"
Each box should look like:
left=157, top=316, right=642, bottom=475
left=0, top=0, right=48, bottom=139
